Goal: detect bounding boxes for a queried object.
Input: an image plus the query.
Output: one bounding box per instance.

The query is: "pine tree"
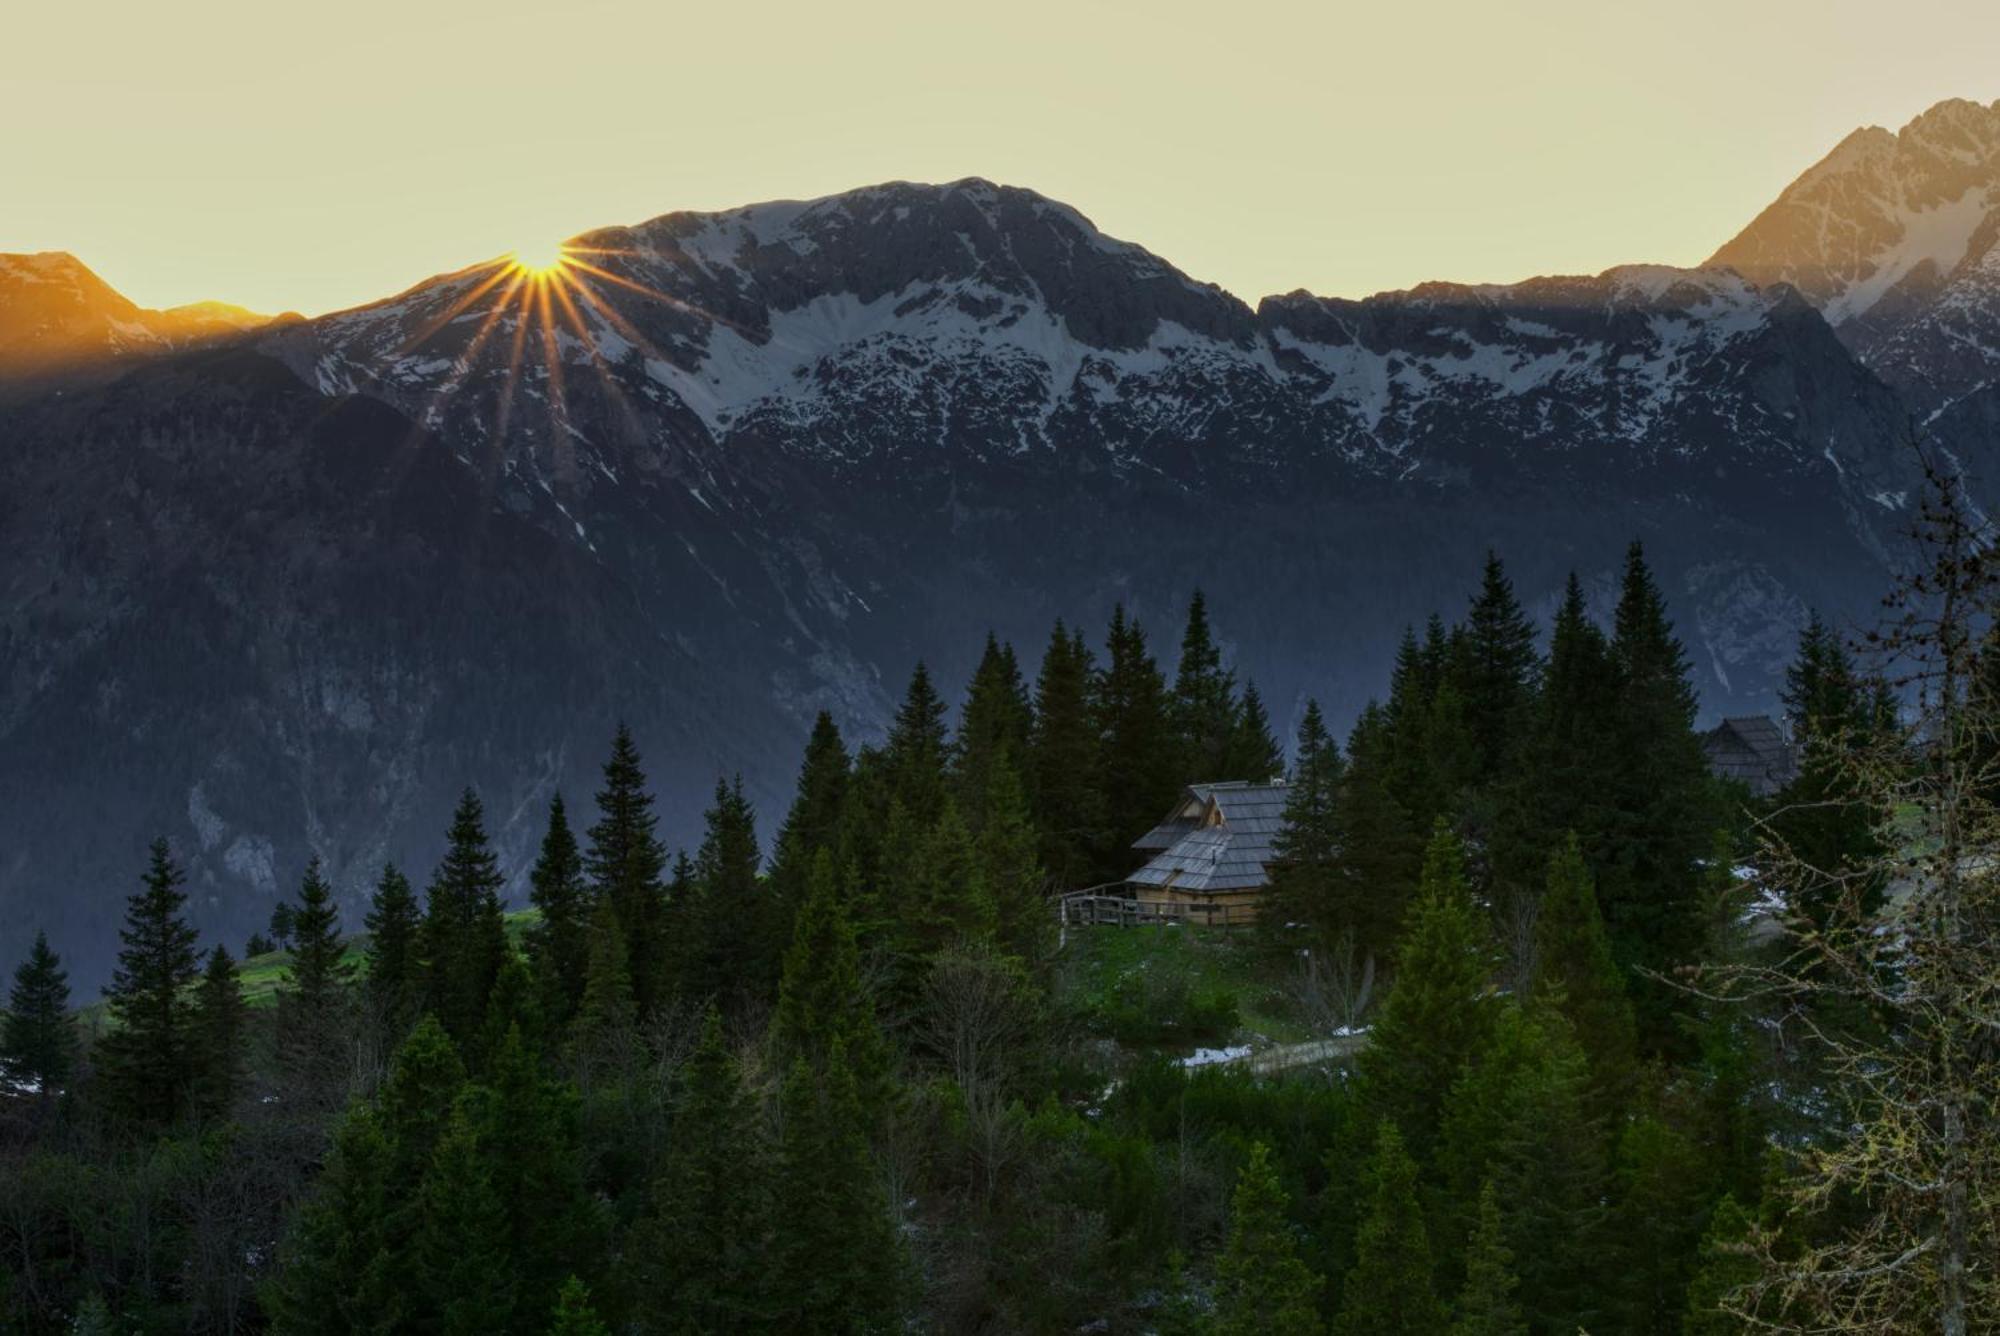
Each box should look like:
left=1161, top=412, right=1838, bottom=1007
left=97, top=838, right=201, bottom=1126
left=1, top=930, right=76, bottom=1112
left=1507, top=573, right=1618, bottom=890
left=1460, top=551, right=1540, bottom=782
left=268, top=900, right=297, bottom=951
left=413, top=1101, right=516, bottom=1335
left=526, top=793, right=591, bottom=1024
left=278, top=857, right=356, bottom=1104
left=1027, top=620, right=1103, bottom=888
left=884, top=662, right=951, bottom=827
left=189, top=944, right=249, bottom=1122
left=1171, top=589, right=1239, bottom=785
left=1606, top=1110, right=1711, bottom=1333
left=378, top=1014, right=470, bottom=1190
left=774, top=1042, right=903, bottom=1331
left=1452, top=1180, right=1525, bottom=1336
left=974, top=755, right=1052, bottom=965
left=547, top=1277, right=611, bottom=1336
left=1602, top=542, right=1717, bottom=1044
left=1214, top=1141, right=1321, bottom=1336
left=584, top=725, right=670, bottom=1016
left=681, top=776, right=764, bottom=1013
left=1771, top=611, right=1886, bottom=928
left=270, top=1105, right=400, bottom=1333
left=1357, top=822, right=1498, bottom=1160
left=1530, top=834, right=1637, bottom=1120
left=1258, top=700, right=1343, bottom=951
left=1680, top=1194, right=1760, bottom=1335
left=573, top=901, right=636, bottom=1062
left=765, top=710, right=853, bottom=952
left=954, top=633, right=1034, bottom=823
left=1334, top=702, right=1423, bottom=957
left=908, top=798, right=997, bottom=956
left=1095, top=603, right=1178, bottom=877
left=423, top=789, right=511, bottom=1049
left=1224, top=678, right=1285, bottom=782
left=1336, top=1120, right=1444, bottom=1335
left=364, top=862, right=423, bottom=1031
left=772, top=851, right=893, bottom=1109
left=638, top=1009, right=773, bottom=1331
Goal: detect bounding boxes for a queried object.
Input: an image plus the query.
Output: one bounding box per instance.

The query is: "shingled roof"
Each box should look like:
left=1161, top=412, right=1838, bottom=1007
left=1128, top=781, right=1289, bottom=895
left=1702, top=715, right=1799, bottom=797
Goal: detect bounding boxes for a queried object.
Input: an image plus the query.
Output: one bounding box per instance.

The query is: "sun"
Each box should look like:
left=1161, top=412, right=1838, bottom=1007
left=510, top=241, right=569, bottom=278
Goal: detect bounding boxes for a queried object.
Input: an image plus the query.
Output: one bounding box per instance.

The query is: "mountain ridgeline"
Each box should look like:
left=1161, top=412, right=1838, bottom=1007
left=7, top=97, right=2000, bottom=980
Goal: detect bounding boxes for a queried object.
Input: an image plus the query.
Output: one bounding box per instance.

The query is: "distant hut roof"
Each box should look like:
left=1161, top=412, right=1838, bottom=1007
left=1128, top=780, right=1289, bottom=894
left=1702, top=715, right=1798, bottom=797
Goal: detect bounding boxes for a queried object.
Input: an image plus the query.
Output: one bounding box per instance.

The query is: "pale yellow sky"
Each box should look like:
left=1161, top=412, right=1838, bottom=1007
left=6, top=0, right=1997, bottom=316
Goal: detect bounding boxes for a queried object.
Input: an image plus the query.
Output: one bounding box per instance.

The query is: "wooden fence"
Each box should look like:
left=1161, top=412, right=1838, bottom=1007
left=1058, top=890, right=1256, bottom=930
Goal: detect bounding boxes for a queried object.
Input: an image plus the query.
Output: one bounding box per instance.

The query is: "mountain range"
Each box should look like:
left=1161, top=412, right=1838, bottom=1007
left=7, top=97, right=1999, bottom=986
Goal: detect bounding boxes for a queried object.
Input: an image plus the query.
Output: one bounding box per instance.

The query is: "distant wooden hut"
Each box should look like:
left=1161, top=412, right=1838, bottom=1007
left=1701, top=715, right=1798, bottom=797
left=1057, top=781, right=1288, bottom=928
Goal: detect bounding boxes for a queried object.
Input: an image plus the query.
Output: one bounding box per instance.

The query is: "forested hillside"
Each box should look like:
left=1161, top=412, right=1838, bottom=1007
left=1, top=503, right=1992, bottom=1332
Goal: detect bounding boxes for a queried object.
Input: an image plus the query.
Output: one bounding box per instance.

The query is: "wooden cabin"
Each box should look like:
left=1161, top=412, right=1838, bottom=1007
left=1701, top=715, right=1799, bottom=797
left=1114, top=780, right=1289, bottom=925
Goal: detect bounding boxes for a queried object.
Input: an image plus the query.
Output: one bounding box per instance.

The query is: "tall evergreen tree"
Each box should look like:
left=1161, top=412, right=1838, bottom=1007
left=278, top=857, right=357, bottom=1104
left=1, top=931, right=76, bottom=1114
left=1460, top=551, right=1540, bottom=782
left=1602, top=541, right=1717, bottom=1041
left=1452, top=1179, right=1526, bottom=1336
left=190, top=944, right=249, bottom=1122
left=97, top=839, right=202, bottom=1126
left=1334, top=702, right=1424, bottom=956
left=1027, top=620, right=1103, bottom=888
left=526, top=793, right=591, bottom=1023
left=884, top=662, right=951, bottom=827
left=547, top=1278, right=611, bottom=1336
left=1771, top=611, right=1886, bottom=927
left=681, top=776, right=764, bottom=1013
left=1605, top=1110, right=1711, bottom=1334
left=1258, top=700, right=1344, bottom=951
left=1094, top=604, right=1178, bottom=877
left=572, top=901, right=636, bottom=1063
left=774, top=1041, right=903, bottom=1332
left=1225, top=678, right=1285, bottom=782
left=412, top=1101, right=516, bottom=1335
left=1508, top=574, right=1619, bottom=888
left=765, top=710, right=853, bottom=945
left=270, top=1105, right=400, bottom=1333
left=908, top=798, right=998, bottom=956
left=953, top=634, right=1034, bottom=823
left=1358, top=823, right=1498, bottom=1160
left=1680, top=1194, right=1760, bottom=1335
left=424, top=790, right=512, bottom=1049
left=1213, top=1142, right=1321, bottom=1336
left=1336, top=1120, right=1445, bottom=1335
left=772, top=850, right=893, bottom=1107
left=1170, top=590, right=1239, bottom=785
left=1530, top=834, right=1637, bottom=1120
left=364, top=863, right=423, bottom=1030
left=584, top=725, right=670, bottom=1016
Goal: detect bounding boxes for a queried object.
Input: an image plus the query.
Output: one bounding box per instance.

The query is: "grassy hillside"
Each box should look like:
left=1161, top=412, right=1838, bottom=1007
left=1055, top=921, right=1308, bottom=1051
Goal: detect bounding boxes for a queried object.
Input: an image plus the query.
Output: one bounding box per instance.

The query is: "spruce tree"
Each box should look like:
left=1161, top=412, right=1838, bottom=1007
left=1336, top=1120, right=1444, bottom=1335
left=1170, top=589, right=1239, bottom=785
left=423, top=789, right=511, bottom=1049
left=1357, top=822, right=1498, bottom=1160
left=772, top=851, right=894, bottom=1110
left=584, top=725, right=670, bottom=1016
left=974, top=755, right=1052, bottom=965
left=413, top=1101, right=516, bottom=1335
left=1334, top=702, right=1423, bottom=957
left=270, top=1105, right=400, bottom=1332
left=953, top=633, right=1034, bottom=823
left=1460, top=551, right=1540, bottom=782
left=1508, top=573, right=1618, bottom=889
left=681, top=776, right=764, bottom=1013
left=526, top=793, right=590, bottom=1024
left=1530, top=834, right=1637, bottom=1120
left=908, top=798, right=997, bottom=957
left=1215, top=1141, right=1322, bottom=1336
left=1606, top=1111, right=1710, bottom=1334
left=364, top=862, right=423, bottom=1030
left=278, top=856, right=357, bottom=1104
left=774, top=1042, right=903, bottom=1331
left=1, top=930, right=76, bottom=1112
left=638, top=1009, right=773, bottom=1331
left=1452, top=1179, right=1525, bottom=1336
left=1095, top=603, right=1178, bottom=876
left=190, top=944, right=249, bottom=1123
left=573, top=901, right=637, bottom=1063
left=1225, top=678, right=1285, bottom=782
left=1772, top=611, right=1885, bottom=927
left=1027, top=620, right=1103, bottom=888
left=765, top=710, right=852, bottom=950
left=1680, top=1194, right=1760, bottom=1335
left=884, top=662, right=951, bottom=827
left=1258, top=700, right=1343, bottom=952
left=97, top=838, right=202, bottom=1126
left=547, top=1277, right=611, bottom=1336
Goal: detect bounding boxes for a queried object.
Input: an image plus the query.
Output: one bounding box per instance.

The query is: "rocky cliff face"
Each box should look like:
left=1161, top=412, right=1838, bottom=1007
left=0, top=160, right=1950, bottom=985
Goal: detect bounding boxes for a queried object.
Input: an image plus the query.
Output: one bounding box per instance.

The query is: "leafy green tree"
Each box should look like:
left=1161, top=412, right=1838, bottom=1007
left=1094, top=603, right=1179, bottom=876
left=1215, top=1141, right=1321, bottom=1336
left=1460, top=551, right=1540, bottom=782
left=1337, top=1120, right=1444, bottom=1335
left=1225, top=678, right=1285, bottom=782
left=1259, top=700, right=1343, bottom=951
left=546, top=1277, right=611, bottom=1336
left=1, top=930, right=76, bottom=1112
left=423, top=789, right=512, bottom=1049
left=636, top=1009, right=773, bottom=1332
left=1452, top=1179, right=1525, bottom=1336
left=97, top=839, right=201, bottom=1126
left=1358, top=822, right=1497, bottom=1159
left=584, top=725, right=670, bottom=1016
left=1027, top=620, right=1103, bottom=887
left=774, top=1042, right=903, bottom=1331
left=1171, top=589, right=1239, bottom=785
left=190, top=944, right=249, bottom=1122
left=364, top=862, right=423, bottom=1029
left=1530, top=834, right=1637, bottom=1119
left=278, top=857, right=356, bottom=1104
left=681, top=776, right=764, bottom=1013
left=954, top=633, right=1034, bottom=823
left=526, top=793, right=591, bottom=1024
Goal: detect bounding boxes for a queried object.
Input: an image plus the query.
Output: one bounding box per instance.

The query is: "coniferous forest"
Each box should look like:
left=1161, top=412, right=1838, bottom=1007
left=4, top=474, right=1998, bottom=1334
